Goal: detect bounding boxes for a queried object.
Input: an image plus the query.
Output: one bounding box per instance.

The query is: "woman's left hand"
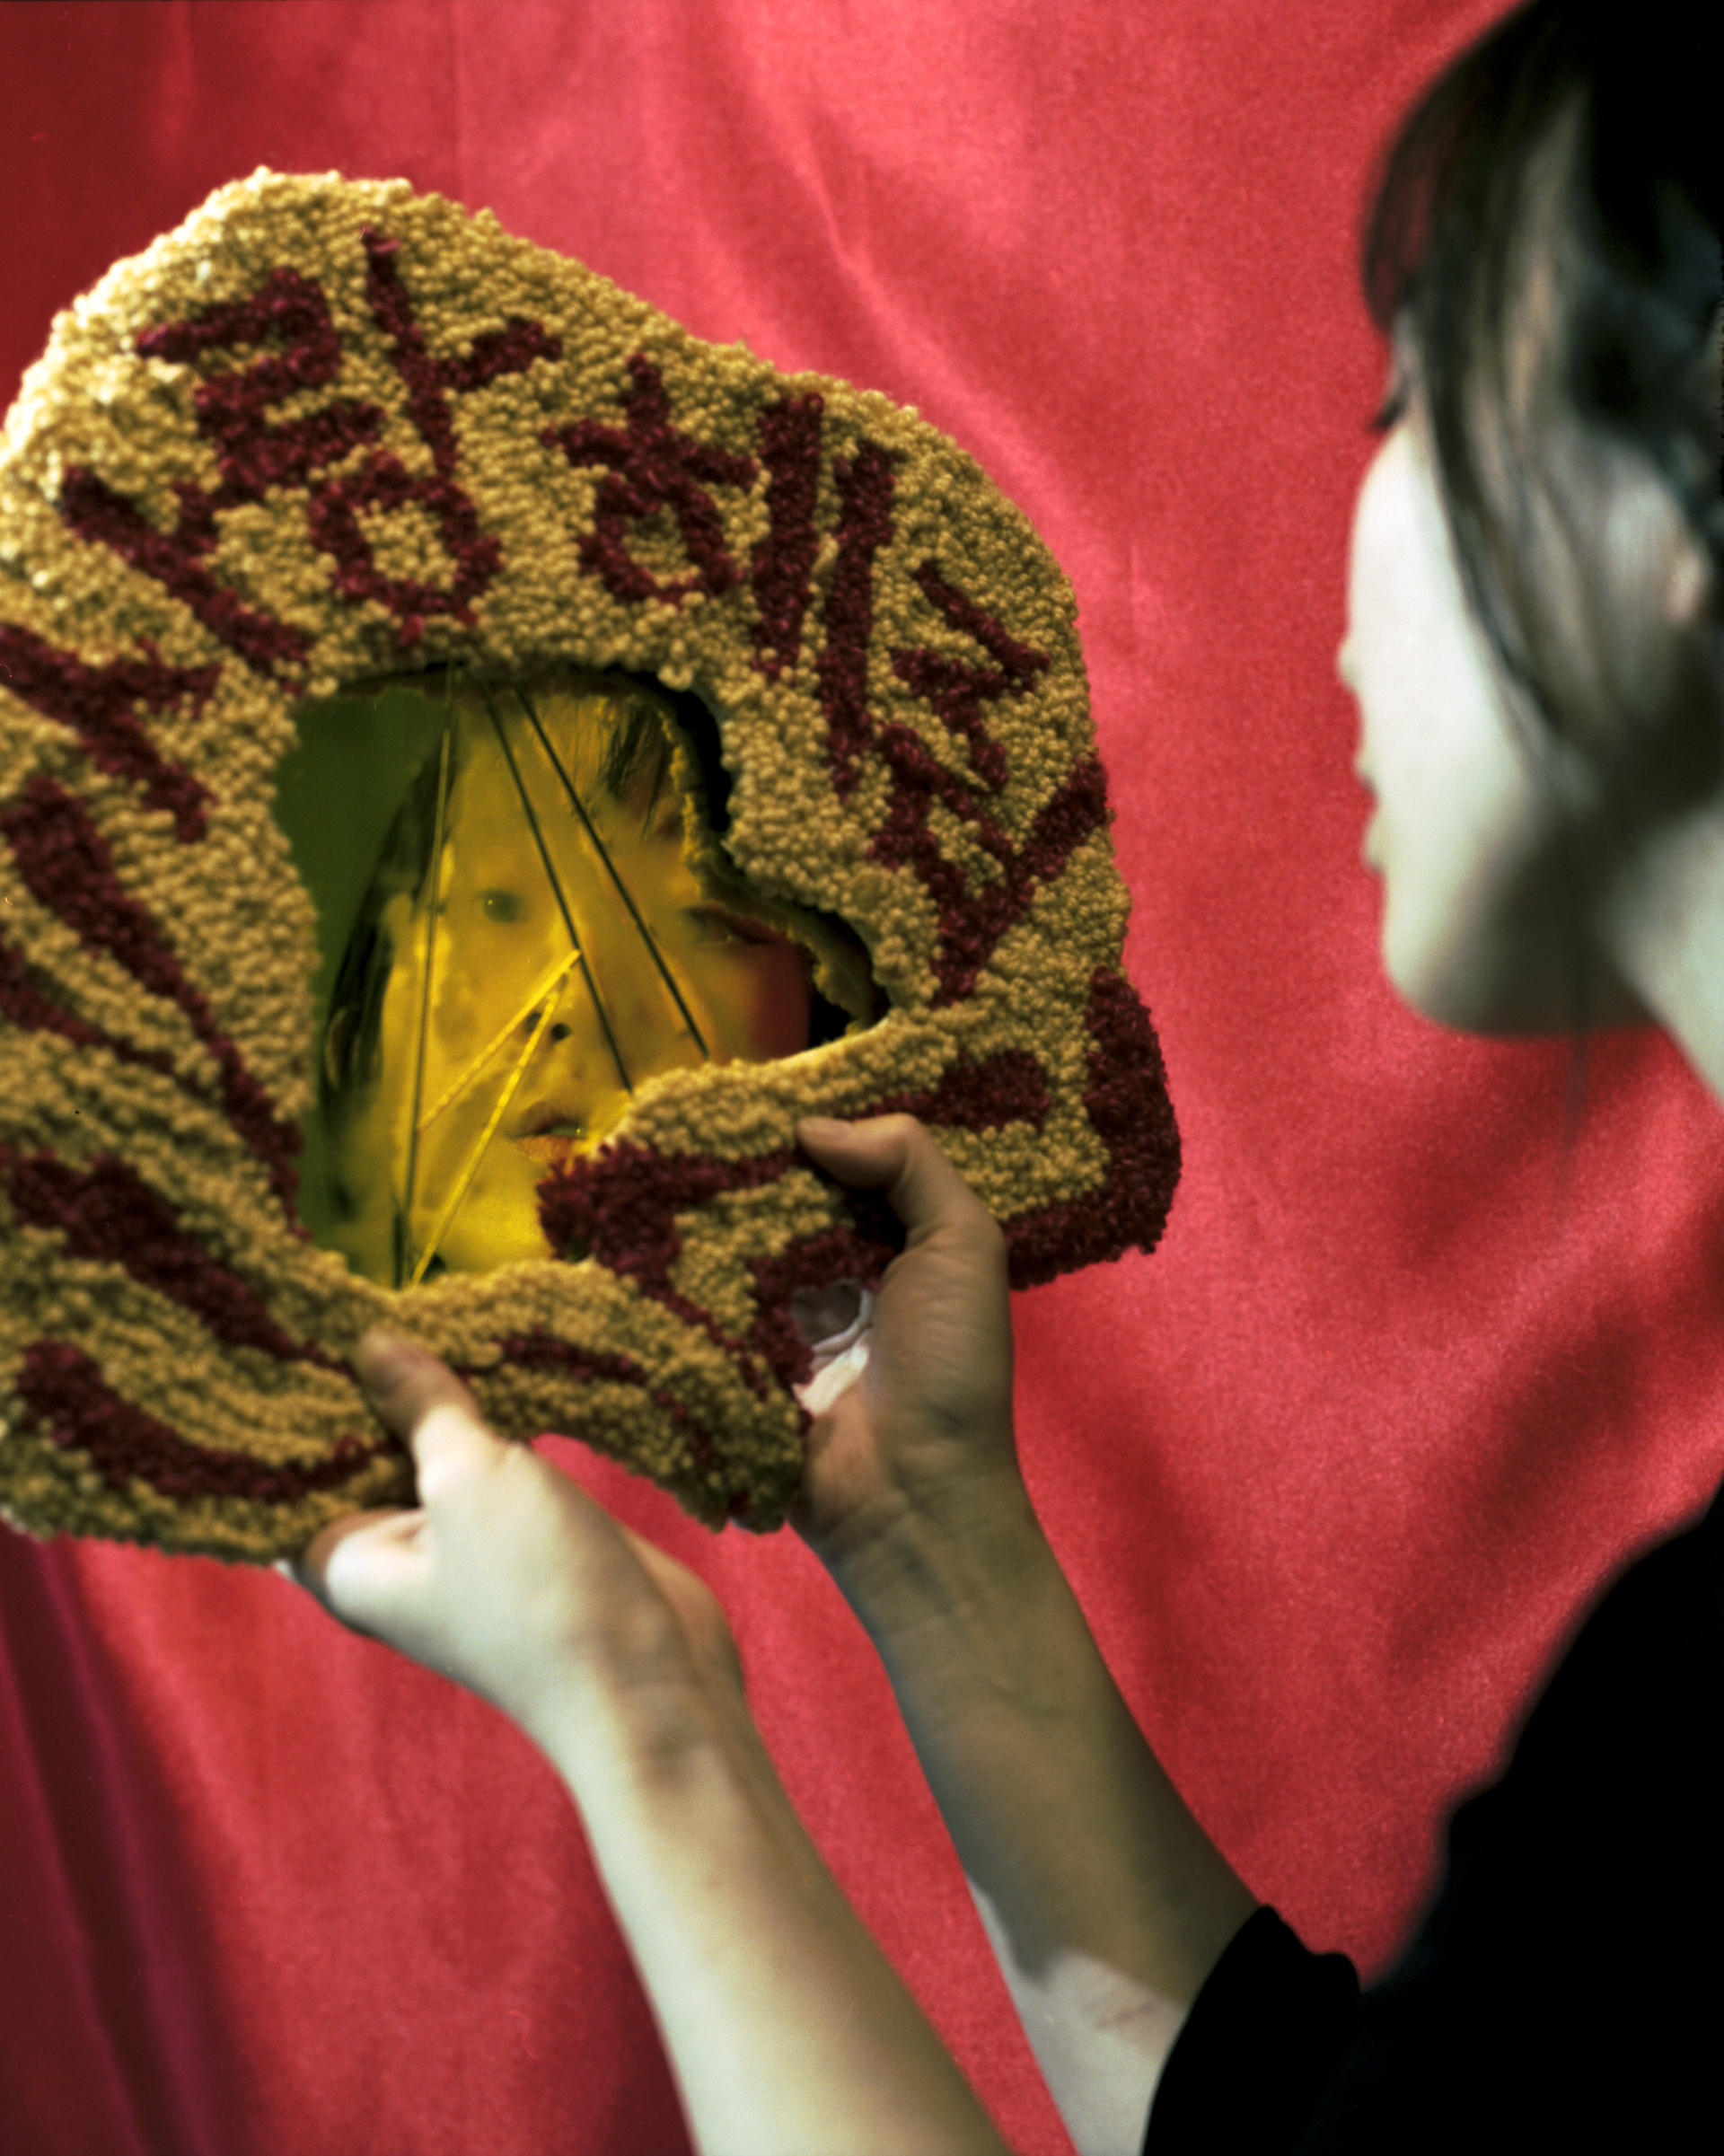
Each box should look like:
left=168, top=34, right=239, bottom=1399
left=295, top=1332, right=1016, bottom=2156
left=294, top=1332, right=743, bottom=1768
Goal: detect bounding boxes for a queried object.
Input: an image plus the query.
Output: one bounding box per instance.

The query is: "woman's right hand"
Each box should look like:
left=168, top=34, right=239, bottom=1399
left=794, top=1118, right=1253, bottom=2156
left=791, top=1116, right=1028, bottom=1612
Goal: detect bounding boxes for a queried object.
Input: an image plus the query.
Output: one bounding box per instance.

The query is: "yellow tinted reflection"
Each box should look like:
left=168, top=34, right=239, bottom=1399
left=294, top=672, right=811, bottom=1284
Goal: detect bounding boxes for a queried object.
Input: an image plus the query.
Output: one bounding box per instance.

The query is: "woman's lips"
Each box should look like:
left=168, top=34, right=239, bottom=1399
left=508, top=1112, right=590, bottom=1181
left=512, top=1128, right=586, bottom=1172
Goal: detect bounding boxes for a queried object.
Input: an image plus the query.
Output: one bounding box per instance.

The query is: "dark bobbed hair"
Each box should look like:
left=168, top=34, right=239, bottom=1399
left=1360, top=0, right=1720, bottom=754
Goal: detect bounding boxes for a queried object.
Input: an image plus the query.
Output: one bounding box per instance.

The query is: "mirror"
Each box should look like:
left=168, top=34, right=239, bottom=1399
left=277, top=670, right=843, bottom=1286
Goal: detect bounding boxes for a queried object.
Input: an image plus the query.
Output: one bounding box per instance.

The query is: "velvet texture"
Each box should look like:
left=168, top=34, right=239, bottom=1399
left=4, top=5, right=1721, bottom=2152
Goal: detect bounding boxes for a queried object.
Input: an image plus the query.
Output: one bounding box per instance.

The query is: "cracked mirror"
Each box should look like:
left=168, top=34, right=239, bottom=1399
left=277, top=670, right=859, bottom=1286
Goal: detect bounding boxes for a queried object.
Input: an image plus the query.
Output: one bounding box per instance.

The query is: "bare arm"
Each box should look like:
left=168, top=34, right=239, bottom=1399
left=297, top=1338, right=1012, bottom=2156
left=795, top=1116, right=1257, bottom=2156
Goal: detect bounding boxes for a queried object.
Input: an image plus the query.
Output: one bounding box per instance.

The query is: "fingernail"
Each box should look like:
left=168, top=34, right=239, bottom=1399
left=354, top=1330, right=417, bottom=1392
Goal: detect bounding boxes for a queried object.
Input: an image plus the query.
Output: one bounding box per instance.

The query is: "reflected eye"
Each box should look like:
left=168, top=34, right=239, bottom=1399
left=479, top=889, right=527, bottom=923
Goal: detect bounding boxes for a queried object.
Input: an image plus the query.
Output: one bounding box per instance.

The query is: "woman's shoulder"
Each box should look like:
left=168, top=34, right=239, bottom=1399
left=1526, top=1470, right=1724, bottom=1735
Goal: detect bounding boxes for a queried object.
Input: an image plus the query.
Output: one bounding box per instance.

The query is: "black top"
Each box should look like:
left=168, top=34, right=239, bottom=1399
left=1145, top=1477, right=1724, bottom=2152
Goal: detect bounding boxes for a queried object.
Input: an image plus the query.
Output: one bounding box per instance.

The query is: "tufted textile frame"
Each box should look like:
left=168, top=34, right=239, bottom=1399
left=0, top=171, right=1176, bottom=1553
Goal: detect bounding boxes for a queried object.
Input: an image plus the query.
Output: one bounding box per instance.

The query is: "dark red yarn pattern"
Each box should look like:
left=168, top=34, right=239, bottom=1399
left=0, top=775, right=300, bottom=1211
left=534, top=1037, right=1055, bottom=1341
left=14, top=1340, right=390, bottom=1504
left=538, top=1142, right=794, bottom=1401
left=0, top=624, right=216, bottom=843
left=1000, top=966, right=1181, bottom=1289
left=6, top=235, right=1166, bottom=1516
left=532, top=1043, right=1060, bottom=1445
left=1, top=1148, right=329, bottom=1366
left=537, top=1136, right=893, bottom=1440
left=536, top=1139, right=902, bottom=1518
left=872, top=1045, right=1051, bottom=1132
left=63, top=264, right=362, bottom=673
left=749, top=392, right=825, bottom=676
left=817, top=442, right=897, bottom=786
left=359, top=230, right=561, bottom=483
left=63, top=237, right=562, bottom=663
left=544, top=354, right=758, bottom=606
left=58, top=468, right=312, bottom=678
left=304, top=454, right=501, bottom=647
left=812, top=441, right=1107, bottom=1005
left=889, top=560, right=1049, bottom=791
left=0, top=935, right=176, bottom=1084
left=303, top=231, right=560, bottom=644
left=475, top=1332, right=721, bottom=1477
left=139, top=263, right=380, bottom=495
left=743, top=1210, right=902, bottom=1391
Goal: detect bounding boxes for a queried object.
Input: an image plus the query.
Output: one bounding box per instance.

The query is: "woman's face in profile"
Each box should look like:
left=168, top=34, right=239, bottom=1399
left=1338, top=380, right=1577, bottom=1034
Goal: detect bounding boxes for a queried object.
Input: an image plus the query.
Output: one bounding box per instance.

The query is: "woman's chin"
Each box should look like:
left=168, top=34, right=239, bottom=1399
left=1380, top=917, right=1489, bottom=1032
left=427, top=1215, right=558, bottom=1276
left=407, top=1163, right=560, bottom=1277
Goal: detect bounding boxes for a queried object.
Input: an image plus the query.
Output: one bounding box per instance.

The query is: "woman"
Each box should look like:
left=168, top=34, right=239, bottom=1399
left=297, top=4, right=1721, bottom=2150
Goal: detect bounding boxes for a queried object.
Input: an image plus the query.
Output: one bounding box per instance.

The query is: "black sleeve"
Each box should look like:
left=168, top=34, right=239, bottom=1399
left=1142, top=1906, right=1359, bottom=2154
left=1143, top=1481, right=1724, bottom=2155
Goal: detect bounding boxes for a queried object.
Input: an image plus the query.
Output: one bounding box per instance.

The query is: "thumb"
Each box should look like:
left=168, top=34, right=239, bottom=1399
left=289, top=1329, right=495, bottom=1634
left=797, top=1114, right=1001, bottom=1254
left=295, top=1506, right=430, bottom=1635
left=353, top=1330, right=502, bottom=1501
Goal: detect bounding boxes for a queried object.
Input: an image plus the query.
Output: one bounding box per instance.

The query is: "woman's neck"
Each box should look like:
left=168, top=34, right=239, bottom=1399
left=1600, top=797, right=1724, bottom=1104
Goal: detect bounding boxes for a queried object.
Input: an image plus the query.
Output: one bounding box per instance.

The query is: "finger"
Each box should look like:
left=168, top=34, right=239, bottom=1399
left=796, top=1114, right=999, bottom=1251
left=355, top=1328, right=481, bottom=1434
left=354, top=1330, right=503, bottom=1493
left=293, top=1507, right=429, bottom=1632
left=612, top=1516, right=705, bottom=1601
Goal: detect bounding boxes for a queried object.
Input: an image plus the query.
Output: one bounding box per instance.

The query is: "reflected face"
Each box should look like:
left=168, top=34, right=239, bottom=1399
left=1338, top=384, right=1576, bottom=1032
left=325, top=680, right=811, bottom=1282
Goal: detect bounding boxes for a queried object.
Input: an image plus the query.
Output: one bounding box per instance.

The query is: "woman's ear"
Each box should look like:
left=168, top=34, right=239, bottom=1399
left=1648, top=296, right=1722, bottom=636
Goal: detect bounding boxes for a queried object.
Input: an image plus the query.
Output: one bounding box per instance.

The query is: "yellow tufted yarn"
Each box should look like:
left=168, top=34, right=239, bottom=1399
left=0, top=172, right=1177, bottom=1555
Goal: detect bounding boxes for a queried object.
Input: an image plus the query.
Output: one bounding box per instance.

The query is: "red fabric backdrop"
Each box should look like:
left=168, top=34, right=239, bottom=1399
left=4, top=4, right=1723, bottom=2152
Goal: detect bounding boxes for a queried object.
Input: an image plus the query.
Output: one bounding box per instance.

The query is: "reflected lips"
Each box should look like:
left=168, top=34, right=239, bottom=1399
left=513, top=1101, right=587, bottom=1173
left=514, top=1132, right=585, bottom=1172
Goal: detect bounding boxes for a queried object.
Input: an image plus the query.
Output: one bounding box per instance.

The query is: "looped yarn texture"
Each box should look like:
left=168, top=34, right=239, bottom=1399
left=0, top=172, right=1178, bottom=1555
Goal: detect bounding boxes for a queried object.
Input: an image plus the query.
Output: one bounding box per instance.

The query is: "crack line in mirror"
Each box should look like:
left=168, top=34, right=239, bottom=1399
left=413, top=948, right=581, bottom=1138
left=397, top=690, right=454, bottom=1288
left=513, top=682, right=712, bottom=1062
left=407, top=984, right=567, bottom=1287
left=477, top=677, right=634, bottom=1096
